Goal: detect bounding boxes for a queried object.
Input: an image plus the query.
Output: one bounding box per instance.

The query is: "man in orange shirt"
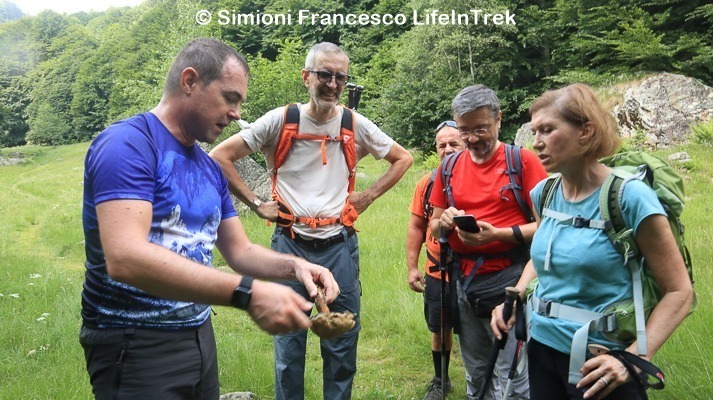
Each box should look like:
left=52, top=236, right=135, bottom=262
left=406, top=120, right=465, bottom=399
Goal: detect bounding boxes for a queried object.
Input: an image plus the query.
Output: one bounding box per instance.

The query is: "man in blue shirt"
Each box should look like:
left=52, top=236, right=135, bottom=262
left=80, top=38, right=339, bottom=399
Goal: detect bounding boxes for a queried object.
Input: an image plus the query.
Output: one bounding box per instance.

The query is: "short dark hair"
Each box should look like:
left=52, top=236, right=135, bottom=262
left=163, top=38, right=249, bottom=95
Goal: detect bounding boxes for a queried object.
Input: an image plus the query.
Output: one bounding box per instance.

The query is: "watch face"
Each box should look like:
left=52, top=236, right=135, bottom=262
left=232, top=287, right=251, bottom=310
left=253, top=198, right=262, bottom=208
left=232, top=277, right=253, bottom=310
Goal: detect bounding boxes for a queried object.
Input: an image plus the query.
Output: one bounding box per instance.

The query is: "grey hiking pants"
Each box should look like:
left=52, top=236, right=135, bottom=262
left=271, top=226, right=361, bottom=400
left=457, top=280, right=530, bottom=400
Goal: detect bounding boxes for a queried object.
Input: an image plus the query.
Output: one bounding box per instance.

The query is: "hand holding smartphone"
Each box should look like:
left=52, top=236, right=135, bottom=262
left=452, top=214, right=480, bottom=233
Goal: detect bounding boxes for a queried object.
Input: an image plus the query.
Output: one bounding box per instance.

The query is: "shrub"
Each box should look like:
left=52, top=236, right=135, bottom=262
left=690, top=120, right=713, bottom=147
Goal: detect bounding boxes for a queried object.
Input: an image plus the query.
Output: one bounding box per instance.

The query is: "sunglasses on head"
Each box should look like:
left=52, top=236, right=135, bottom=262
left=436, top=120, right=457, bottom=132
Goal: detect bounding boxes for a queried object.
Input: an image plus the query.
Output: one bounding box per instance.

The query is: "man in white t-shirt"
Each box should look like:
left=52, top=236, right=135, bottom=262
left=210, top=42, right=412, bottom=400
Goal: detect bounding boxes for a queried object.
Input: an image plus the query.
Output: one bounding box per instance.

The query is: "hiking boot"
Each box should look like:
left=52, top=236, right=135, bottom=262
left=422, top=377, right=452, bottom=400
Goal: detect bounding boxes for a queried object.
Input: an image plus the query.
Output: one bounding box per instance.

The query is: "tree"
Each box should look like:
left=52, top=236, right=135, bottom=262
left=108, top=0, right=213, bottom=121
left=25, top=25, right=95, bottom=144
left=26, top=103, right=71, bottom=146
left=241, top=38, right=308, bottom=121
left=2, top=0, right=712, bottom=149
left=0, top=0, right=23, bottom=23
left=0, top=75, right=31, bottom=147
left=362, top=0, right=542, bottom=151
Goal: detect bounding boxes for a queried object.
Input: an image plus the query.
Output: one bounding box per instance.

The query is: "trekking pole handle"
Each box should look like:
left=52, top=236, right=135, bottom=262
left=346, top=83, right=364, bottom=111
left=501, top=287, right=520, bottom=326
left=496, top=287, right=520, bottom=351
left=438, top=227, right=449, bottom=272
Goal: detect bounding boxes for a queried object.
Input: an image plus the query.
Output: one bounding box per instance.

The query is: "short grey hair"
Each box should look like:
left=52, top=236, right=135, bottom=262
left=305, top=42, right=349, bottom=69
left=451, top=84, right=500, bottom=119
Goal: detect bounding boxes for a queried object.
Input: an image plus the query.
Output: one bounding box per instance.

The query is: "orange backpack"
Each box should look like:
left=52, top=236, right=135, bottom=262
left=272, top=104, right=359, bottom=231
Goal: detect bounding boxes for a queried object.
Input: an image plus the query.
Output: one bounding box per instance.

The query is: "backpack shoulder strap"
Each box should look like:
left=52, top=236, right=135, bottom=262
left=274, top=104, right=300, bottom=172
left=502, top=144, right=534, bottom=222
left=339, top=106, right=357, bottom=193
left=600, top=171, right=625, bottom=235
left=423, top=169, right=438, bottom=219
left=441, top=150, right=463, bottom=209
left=599, top=169, right=641, bottom=257
left=537, top=174, right=561, bottom=219
left=538, top=174, right=609, bottom=271
left=599, top=169, right=648, bottom=356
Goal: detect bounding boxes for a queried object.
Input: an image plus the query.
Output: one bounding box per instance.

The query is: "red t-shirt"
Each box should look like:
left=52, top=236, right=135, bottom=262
left=429, top=143, right=548, bottom=276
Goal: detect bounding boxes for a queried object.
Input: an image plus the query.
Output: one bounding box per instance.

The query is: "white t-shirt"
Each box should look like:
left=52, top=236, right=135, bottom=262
left=240, top=104, right=394, bottom=238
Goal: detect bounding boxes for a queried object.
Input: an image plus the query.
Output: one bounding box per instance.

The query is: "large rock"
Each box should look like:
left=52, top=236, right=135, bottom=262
left=232, top=156, right=271, bottom=212
left=614, top=73, right=713, bottom=147
left=0, top=151, right=26, bottom=166
left=197, top=143, right=271, bottom=213
left=514, top=122, right=533, bottom=148
left=514, top=73, right=713, bottom=149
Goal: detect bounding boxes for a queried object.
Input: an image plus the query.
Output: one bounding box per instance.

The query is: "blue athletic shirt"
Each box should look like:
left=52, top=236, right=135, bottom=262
left=529, top=175, right=664, bottom=354
left=81, top=112, right=237, bottom=329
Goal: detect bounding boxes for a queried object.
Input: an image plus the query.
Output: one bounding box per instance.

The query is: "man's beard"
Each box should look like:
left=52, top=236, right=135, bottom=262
left=468, top=138, right=496, bottom=157
left=311, top=85, right=341, bottom=109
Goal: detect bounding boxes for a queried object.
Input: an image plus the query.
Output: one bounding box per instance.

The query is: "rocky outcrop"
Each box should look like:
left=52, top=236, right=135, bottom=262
left=0, top=151, right=25, bottom=166
left=614, top=73, right=713, bottom=147
left=232, top=156, right=271, bottom=212
left=514, top=122, right=534, bottom=149
left=197, top=143, right=271, bottom=213
left=514, top=73, right=713, bottom=149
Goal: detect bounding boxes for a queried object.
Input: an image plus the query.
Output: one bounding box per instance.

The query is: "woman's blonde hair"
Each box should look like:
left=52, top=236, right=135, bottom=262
left=530, top=83, right=620, bottom=159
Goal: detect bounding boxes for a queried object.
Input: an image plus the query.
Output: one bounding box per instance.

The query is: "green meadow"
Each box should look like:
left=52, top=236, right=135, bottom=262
left=0, top=143, right=710, bottom=399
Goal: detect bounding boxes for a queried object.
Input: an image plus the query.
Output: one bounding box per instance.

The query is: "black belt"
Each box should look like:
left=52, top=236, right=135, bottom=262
left=281, top=226, right=356, bottom=250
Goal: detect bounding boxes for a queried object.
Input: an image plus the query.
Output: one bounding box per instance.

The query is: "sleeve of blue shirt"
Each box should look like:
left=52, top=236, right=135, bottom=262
left=619, top=178, right=666, bottom=236
left=87, top=119, right=158, bottom=205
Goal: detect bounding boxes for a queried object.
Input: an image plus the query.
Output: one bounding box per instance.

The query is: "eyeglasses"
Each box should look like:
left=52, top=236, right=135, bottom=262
left=458, top=127, right=490, bottom=137
left=307, top=69, right=350, bottom=86
left=436, top=120, right=457, bottom=132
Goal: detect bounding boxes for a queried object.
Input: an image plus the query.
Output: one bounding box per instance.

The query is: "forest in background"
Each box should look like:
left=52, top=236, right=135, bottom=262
left=0, top=0, right=711, bottom=151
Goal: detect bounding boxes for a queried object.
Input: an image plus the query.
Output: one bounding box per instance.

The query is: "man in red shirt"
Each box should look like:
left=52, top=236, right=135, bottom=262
left=406, top=120, right=464, bottom=399
left=429, top=85, right=548, bottom=400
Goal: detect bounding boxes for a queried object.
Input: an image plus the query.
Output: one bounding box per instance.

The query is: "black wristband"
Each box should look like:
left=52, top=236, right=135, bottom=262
left=512, top=225, right=525, bottom=245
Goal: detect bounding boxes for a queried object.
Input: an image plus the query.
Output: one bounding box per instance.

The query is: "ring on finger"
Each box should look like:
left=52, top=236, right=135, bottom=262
left=600, top=377, right=609, bottom=386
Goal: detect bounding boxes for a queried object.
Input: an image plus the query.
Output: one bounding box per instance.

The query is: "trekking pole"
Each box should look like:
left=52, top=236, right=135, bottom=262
left=476, top=287, right=520, bottom=400
left=503, top=296, right=526, bottom=400
left=502, top=338, right=523, bottom=400
left=346, top=83, right=364, bottom=111
left=438, top=227, right=451, bottom=400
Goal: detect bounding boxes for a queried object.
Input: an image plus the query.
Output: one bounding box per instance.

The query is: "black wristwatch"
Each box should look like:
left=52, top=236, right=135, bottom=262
left=231, top=276, right=254, bottom=310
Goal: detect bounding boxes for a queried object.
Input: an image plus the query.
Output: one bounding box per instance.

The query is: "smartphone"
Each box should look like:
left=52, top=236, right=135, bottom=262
left=453, top=214, right=480, bottom=233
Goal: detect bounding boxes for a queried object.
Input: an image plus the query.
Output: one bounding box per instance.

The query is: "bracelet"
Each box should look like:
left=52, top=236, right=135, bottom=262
left=511, top=225, right=525, bottom=245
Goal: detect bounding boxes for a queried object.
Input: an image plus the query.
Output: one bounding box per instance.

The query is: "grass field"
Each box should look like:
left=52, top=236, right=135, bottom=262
left=0, top=142, right=711, bottom=399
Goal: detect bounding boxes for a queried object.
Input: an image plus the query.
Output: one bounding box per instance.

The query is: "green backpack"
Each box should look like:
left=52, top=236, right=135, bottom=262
left=532, top=150, right=696, bottom=384
left=597, top=151, right=696, bottom=343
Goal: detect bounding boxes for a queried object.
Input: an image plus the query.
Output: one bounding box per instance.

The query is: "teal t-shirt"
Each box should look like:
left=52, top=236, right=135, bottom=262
left=529, top=174, right=665, bottom=354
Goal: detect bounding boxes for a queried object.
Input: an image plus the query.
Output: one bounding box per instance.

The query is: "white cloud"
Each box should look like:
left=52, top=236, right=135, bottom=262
left=16, top=0, right=145, bottom=16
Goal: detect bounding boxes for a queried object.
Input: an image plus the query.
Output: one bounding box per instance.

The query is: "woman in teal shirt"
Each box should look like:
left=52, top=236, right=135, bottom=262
left=491, top=83, right=693, bottom=400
